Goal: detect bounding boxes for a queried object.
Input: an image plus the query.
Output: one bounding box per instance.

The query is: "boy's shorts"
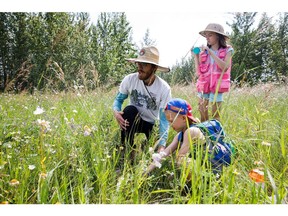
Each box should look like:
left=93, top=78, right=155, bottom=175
left=197, top=92, right=223, bottom=102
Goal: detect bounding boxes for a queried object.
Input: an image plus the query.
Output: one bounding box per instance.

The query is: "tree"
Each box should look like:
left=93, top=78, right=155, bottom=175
left=0, top=13, right=11, bottom=90
left=228, top=12, right=259, bottom=85
left=140, top=28, right=157, bottom=48
left=269, top=12, right=288, bottom=82
left=161, top=56, right=195, bottom=86
left=91, top=12, right=136, bottom=87
left=229, top=12, right=286, bottom=85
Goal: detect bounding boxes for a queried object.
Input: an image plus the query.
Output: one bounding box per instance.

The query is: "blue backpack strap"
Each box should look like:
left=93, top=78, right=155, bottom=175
left=177, top=131, right=183, bottom=143
left=177, top=123, right=197, bottom=145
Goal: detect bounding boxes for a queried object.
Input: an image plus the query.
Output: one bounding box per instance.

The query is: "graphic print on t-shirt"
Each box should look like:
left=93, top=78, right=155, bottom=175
left=131, top=89, right=157, bottom=110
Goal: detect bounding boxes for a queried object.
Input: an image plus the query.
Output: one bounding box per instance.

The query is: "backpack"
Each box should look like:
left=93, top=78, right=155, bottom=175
left=192, top=119, right=235, bottom=166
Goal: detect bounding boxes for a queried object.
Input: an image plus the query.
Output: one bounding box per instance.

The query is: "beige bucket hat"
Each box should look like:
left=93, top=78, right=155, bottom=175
left=199, top=23, right=229, bottom=39
left=127, top=46, right=170, bottom=72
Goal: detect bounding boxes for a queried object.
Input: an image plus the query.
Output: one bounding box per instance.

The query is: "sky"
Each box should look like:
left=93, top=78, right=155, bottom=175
left=90, top=11, right=235, bottom=67
left=3, top=0, right=286, bottom=68
left=122, top=12, right=234, bottom=67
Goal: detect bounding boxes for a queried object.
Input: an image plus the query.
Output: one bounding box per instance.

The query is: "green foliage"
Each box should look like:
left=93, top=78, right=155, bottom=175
left=91, top=12, right=136, bottom=87
left=162, top=56, right=195, bottom=85
left=228, top=12, right=288, bottom=85
left=0, top=12, right=288, bottom=92
left=139, top=28, right=157, bottom=49
left=0, top=84, right=287, bottom=204
left=0, top=12, right=136, bottom=92
left=269, top=12, right=288, bottom=82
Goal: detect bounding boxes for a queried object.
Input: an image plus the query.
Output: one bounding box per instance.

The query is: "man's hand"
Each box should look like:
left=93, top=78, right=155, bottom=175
left=113, top=110, right=129, bottom=130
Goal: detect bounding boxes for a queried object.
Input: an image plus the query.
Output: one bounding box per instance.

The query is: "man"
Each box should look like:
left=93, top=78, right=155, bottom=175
left=113, top=46, right=171, bottom=164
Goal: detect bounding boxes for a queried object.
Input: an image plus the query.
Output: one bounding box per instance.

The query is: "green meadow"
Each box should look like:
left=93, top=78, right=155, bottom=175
left=0, top=83, right=287, bottom=204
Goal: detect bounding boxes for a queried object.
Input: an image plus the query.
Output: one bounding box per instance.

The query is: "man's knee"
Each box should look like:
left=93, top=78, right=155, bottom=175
left=122, top=105, right=139, bottom=120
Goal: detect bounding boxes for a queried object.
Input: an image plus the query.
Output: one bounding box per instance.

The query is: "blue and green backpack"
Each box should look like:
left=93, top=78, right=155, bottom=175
left=178, top=119, right=235, bottom=167
left=192, top=119, right=236, bottom=166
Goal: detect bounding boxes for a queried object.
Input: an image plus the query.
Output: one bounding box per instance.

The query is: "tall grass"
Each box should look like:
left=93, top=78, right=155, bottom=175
left=0, top=83, right=287, bottom=204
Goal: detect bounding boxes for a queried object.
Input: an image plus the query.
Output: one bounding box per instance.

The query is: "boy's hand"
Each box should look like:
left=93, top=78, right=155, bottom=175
left=157, top=145, right=165, bottom=153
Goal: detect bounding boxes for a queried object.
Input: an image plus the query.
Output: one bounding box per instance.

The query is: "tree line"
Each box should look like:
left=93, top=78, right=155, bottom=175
left=0, top=12, right=287, bottom=93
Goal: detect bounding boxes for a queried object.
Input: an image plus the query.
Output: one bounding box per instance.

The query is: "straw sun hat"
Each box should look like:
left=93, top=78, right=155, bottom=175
left=126, top=46, right=170, bottom=72
left=199, top=23, right=230, bottom=39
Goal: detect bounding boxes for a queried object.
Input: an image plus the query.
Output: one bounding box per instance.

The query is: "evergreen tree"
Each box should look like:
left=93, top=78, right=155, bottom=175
left=270, top=12, right=288, bottom=82
left=229, top=12, right=259, bottom=85
left=140, top=28, right=157, bottom=48
left=91, top=12, right=136, bottom=87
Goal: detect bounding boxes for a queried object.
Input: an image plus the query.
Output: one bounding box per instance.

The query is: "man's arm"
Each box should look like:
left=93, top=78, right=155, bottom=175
left=113, top=92, right=128, bottom=111
left=157, top=108, right=169, bottom=152
left=113, top=92, right=128, bottom=130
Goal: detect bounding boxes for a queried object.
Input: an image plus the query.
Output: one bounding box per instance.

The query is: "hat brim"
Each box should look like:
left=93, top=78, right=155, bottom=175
left=126, top=58, right=170, bottom=72
left=187, top=115, right=199, bottom=124
left=199, top=30, right=230, bottom=39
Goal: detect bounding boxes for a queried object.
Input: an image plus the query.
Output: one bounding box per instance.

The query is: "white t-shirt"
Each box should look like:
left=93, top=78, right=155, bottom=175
left=119, top=73, right=171, bottom=123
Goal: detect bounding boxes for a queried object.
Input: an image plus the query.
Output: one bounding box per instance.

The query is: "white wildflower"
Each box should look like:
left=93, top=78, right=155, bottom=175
left=261, top=141, right=271, bottom=146
left=36, top=119, right=51, bottom=132
left=33, top=106, right=45, bottom=115
left=73, top=110, right=78, bottom=113
left=116, top=176, right=124, bottom=192
left=28, top=165, right=36, bottom=170
left=148, top=147, right=154, bottom=153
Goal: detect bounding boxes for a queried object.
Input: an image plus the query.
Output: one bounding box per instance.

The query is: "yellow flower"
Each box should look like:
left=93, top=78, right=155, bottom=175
left=254, top=160, right=264, bottom=165
left=232, top=169, right=240, bottom=175
left=84, top=125, right=92, bottom=136
left=9, top=179, right=20, bottom=186
left=40, top=172, right=47, bottom=179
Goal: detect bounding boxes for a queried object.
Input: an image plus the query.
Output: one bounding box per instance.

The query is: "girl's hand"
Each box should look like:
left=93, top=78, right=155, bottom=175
left=202, top=45, right=210, bottom=54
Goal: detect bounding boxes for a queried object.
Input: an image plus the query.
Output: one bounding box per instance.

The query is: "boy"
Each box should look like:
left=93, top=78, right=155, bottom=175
left=145, top=98, right=233, bottom=179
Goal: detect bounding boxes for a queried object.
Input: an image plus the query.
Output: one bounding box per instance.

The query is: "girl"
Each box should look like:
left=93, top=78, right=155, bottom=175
left=193, top=23, right=234, bottom=122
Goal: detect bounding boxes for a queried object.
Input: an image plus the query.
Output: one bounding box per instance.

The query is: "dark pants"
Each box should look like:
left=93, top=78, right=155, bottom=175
left=120, top=105, right=154, bottom=164
left=121, top=105, right=154, bottom=147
